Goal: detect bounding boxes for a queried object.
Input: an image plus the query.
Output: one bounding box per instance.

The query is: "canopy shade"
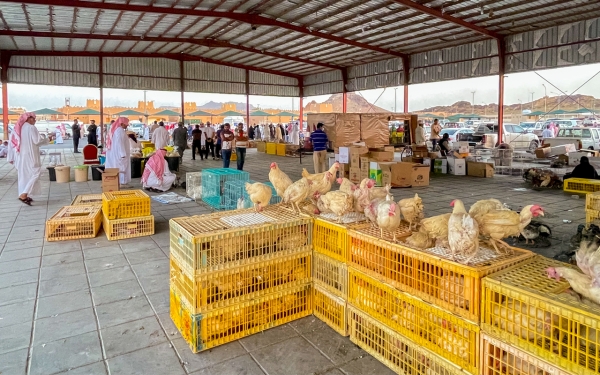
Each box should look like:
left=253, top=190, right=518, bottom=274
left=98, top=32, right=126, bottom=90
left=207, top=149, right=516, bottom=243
left=250, top=110, right=272, bottom=116
left=71, top=108, right=100, bottom=115
left=188, top=110, right=213, bottom=116
left=116, top=109, right=145, bottom=116
left=219, top=110, right=243, bottom=116
left=549, top=109, right=568, bottom=115
left=152, top=109, right=180, bottom=116
left=570, top=108, right=593, bottom=114
left=527, top=111, right=545, bottom=116
left=33, top=108, right=64, bottom=115
left=419, top=113, right=438, bottom=118
left=276, top=111, right=296, bottom=117
left=0, top=108, right=19, bottom=115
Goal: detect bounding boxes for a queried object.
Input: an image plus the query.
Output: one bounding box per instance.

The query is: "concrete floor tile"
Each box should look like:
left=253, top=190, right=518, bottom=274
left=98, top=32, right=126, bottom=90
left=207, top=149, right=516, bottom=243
left=118, top=238, right=161, bottom=254
left=107, top=342, right=186, bottom=375
left=8, top=230, right=45, bottom=243
left=0, top=299, right=35, bottom=329
left=251, top=336, right=334, bottom=375
left=0, top=257, right=40, bottom=274
left=40, top=261, right=86, bottom=281
left=42, top=251, right=84, bottom=267
left=38, top=273, right=89, bottom=298
left=42, top=241, right=82, bottom=255
left=34, top=308, right=97, bottom=344
left=190, top=354, right=266, bottom=375
left=52, top=361, right=107, bottom=375
left=36, top=289, right=92, bottom=319
left=29, top=331, right=103, bottom=375
left=102, top=316, right=167, bottom=358
left=146, top=289, right=169, bottom=314
left=95, top=295, right=154, bottom=329
left=300, top=321, right=363, bottom=365
left=0, top=282, right=38, bottom=306
left=0, top=348, right=28, bottom=375
left=131, top=259, right=169, bottom=277
left=173, top=338, right=247, bottom=373
left=85, top=254, right=130, bottom=273
left=2, top=238, right=44, bottom=251
left=82, top=245, right=123, bottom=260
left=138, top=274, right=169, bottom=294
left=0, top=246, right=42, bottom=262
left=240, top=324, right=298, bottom=352
left=87, top=266, right=136, bottom=288
left=338, top=355, right=397, bottom=375
left=91, top=279, right=143, bottom=306
left=0, top=321, right=31, bottom=355
left=0, top=268, right=39, bottom=288
left=125, top=247, right=167, bottom=265
left=157, top=312, right=181, bottom=340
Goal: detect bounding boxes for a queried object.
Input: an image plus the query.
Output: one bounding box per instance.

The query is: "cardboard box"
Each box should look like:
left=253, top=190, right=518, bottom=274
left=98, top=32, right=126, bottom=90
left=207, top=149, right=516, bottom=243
left=447, top=158, right=466, bottom=176
left=535, top=145, right=550, bottom=159
left=360, top=167, right=369, bottom=180
left=384, top=146, right=395, bottom=152
left=369, top=162, right=382, bottom=186
left=536, top=144, right=578, bottom=158
left=566, top=151, right=595, bottom=166
left=433, top=159, right=447, bottom=174
left=101, top=168, right=120, bottom=192
left=379, top=162, right=396, bottom=187
left=390, top=162, right=430, bottom=187
left=428, top=152, right=441, bottom=159
left=360, top=156, right=370, bottom=169
left=467, top=161, right=495, bottom=178
left=349, top=167, right=361, bottom=184
left=369, top=150, right=394, bottom=162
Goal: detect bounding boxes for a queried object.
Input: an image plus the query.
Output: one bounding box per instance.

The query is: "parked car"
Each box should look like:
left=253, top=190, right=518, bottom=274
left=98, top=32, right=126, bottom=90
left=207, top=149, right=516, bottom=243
left=544, top=119, right=582, bottom=128
left=470, top=123, right=540, bottom=150
left=519, top=122, right=536, bottom=133
left=129, top=122, right=144, bottom=137
left=543, top=127, right=600, bottom=150
left=441, top=128, right=476, bottom=146
left=583, top=117, right=599, bottom=126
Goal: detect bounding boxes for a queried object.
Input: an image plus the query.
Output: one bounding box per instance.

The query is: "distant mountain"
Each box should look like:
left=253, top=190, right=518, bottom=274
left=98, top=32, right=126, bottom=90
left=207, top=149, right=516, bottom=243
left=198, top=101, right=256, bottom=111
left=304, top=92, right=390, bottom=113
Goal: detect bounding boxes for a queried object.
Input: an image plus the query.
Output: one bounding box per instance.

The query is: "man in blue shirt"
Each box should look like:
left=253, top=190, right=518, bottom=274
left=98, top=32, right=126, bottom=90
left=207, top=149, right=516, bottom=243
left=310, top=122, right=329, bottom=173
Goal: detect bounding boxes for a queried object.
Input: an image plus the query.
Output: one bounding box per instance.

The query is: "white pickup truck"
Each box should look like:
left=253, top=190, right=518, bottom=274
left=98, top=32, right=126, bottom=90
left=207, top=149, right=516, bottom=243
left=543, top=127, right=600, bottom=150
left=468, top=123, right=540, bottom=150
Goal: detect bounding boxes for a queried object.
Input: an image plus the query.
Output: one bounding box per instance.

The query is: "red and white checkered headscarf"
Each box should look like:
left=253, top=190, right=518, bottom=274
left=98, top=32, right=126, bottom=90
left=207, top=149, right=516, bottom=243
left=106, top=117, right=129, bottom=150
left=11, top=112, right=36, bottom=154
left=142, top=149, right=167, bottom=184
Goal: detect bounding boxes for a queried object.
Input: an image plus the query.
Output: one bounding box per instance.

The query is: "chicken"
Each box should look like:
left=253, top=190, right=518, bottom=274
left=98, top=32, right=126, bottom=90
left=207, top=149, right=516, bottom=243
left=447, top=200, right=480, bottom=264
left=500, top=352, right=546, bottom=375
left=364, top=198, right=383, bottom=228
left=309, top=172, right=334, bottom=201
left=478, top=205, right=545, bottom=253
left=521, top=221, right=551, bottom=245
left=300, top=202, right=320, bottom=215
left=275, top=227, right=308, bottom=251
left=492, top=298, right=555, bottom=341
left=376, top=195, right=402, bottom=241
left=302, top=162, right=339, bottom=182
left=337, top=177, right=356, bottom=195
left=368, top=185, right=390, bottom=201
left=316, top=191, right=354, bottom=222
left=404, top=230, right=432, bottom=249
left=269, top=162, right=292, bottom=198
left=421, top=213, right=452, bottom=248
left=282, top=177, right=312, bottom=213
left=212, top=272, right=249, bottom=298
left=353, top=178, right=375, bottom=213
left=468, top=198, right=506, bottom=227
left=245, top=182, right=272, bottom=212
left=398, top=193, right=424, bottom=231
left=440, top=274, right=471, bottom=309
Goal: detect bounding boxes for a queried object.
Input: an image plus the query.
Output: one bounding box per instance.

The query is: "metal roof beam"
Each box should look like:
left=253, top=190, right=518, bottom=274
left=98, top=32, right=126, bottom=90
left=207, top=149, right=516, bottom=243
left=1, top=30, right=340, bottom=70
left=2, top=50, right=303, bottom=80
left=391, top=0, right=502, bottom=40
left=11, top=0, right=406, bottom=58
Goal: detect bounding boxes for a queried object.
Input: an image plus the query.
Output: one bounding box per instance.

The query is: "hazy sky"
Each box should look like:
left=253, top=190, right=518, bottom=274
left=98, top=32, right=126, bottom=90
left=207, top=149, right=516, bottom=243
left=3, top=63, right=600, bottom=112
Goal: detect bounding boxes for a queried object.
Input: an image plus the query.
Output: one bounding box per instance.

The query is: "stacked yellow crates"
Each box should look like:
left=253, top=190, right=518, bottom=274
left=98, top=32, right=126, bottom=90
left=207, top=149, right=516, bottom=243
left=169, top=205, right=313, bottom=353
left=101, top=190, right=154, bottom=240
left=345, top=224, right=535, bottom=375
left=480, top=255, right=595, bottom=375
left=586, top=191, right=600, bottom=224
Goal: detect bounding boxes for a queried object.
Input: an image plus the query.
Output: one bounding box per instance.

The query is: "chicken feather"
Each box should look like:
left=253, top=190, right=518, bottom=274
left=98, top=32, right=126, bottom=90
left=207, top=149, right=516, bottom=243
left=448, top=200, right=479, bottom=264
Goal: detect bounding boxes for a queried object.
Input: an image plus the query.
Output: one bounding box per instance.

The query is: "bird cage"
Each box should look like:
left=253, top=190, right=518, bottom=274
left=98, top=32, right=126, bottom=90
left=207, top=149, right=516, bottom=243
left=224, top=180, right=281, bottom=211
left=201, top=169, right=249, bottom=210
left=186, top=172, right=202, bottom=201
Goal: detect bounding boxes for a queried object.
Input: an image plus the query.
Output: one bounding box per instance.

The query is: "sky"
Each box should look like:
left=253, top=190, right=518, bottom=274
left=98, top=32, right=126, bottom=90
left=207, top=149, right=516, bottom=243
left=3, top=63, right=600, bottom=112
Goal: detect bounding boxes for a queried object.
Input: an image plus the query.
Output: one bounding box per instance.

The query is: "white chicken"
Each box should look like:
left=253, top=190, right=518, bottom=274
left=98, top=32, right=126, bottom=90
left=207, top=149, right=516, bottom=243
left=315, top=191, right=354, bottom=223
left=302, top=162, right=339, bottom=182
left=376, top=194, right=402, bottom=241
left=364, top=198, right=383, bottom=228
left=492, top=298, right=556, bottom=341
left=448, top=199, right=480, bottom=264
left=282, top=177, right=312, bottom=213
left=398, top=193, right=424, bottom=231
left=353, top=178, right=374, bottom=213
left=269, top=162, right=292, bottom=198
left=245, top=182, right=272, bottom=212
left=309, top=172, right=334, bottom=201
left=337, top=177, right=356, bottom=195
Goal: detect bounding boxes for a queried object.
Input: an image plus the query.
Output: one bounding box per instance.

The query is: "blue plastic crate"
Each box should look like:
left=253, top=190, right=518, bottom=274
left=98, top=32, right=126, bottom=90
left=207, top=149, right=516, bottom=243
left=201, top=169, right=249, bottom=210
left=223, top=180, right=282, bottom=211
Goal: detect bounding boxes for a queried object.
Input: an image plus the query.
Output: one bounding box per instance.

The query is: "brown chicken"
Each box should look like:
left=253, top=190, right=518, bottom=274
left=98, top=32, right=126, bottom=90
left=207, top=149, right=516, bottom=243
left=337, top=177, right=357, bottom=194
left=468, top=198, right=507, bottom=228
left=269, top=162, right=292, bottom=198
left=404, top=213, right=451, bottom=249
left=478, top=205, right=544, bottom=254
left=316, top=191, right=354, bottom=222
left=309, top=172, right=334, bottom=201
left=302, top=162, right=339, bottom=182
left=282, top=177, right=312, bottom=213
left=448, top=199, right=480, bottom=264
left=398, top=193, right=424, bottom=231
left=245, top=182, right=272, bottom=212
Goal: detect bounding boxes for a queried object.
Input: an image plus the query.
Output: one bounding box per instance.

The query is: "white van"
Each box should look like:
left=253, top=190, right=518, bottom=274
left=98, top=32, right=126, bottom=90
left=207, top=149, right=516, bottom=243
left=223, top=116, right=244, bottom=126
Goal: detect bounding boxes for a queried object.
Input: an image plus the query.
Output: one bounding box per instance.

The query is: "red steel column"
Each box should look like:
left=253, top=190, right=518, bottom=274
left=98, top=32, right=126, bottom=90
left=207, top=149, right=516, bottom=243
left=1, top=54, right=9, bottom=138
left=245, top=69, right=250, bottom=126
left=99, top=57, right=104, bottom=145
left=497, top=38, right=506, bottom=146
left=299, top=85, right=304, bottom=131
left=180, top=60, right=185, bottom=123
left=402, top=56, right=410, bottom=113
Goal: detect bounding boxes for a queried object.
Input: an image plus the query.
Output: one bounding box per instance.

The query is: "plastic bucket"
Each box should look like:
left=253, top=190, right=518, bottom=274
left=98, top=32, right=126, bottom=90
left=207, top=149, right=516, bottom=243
left=91, top=165, right=104, bottom=181
left=47, top=166, right=56, bottom=182
left=74, top=165, right=89, bottom=182
left=55, top=166, right=71, bottom=183
left=99, top=155, right=106, bottom=165
left=166, top=156, right=179, bottom=172
left=131, top=158, right=144, bottom=178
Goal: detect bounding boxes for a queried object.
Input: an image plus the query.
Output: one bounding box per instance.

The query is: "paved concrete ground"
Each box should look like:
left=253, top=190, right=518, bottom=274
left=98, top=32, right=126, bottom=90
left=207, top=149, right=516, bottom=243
left=0, top=144, right=583, bottom=375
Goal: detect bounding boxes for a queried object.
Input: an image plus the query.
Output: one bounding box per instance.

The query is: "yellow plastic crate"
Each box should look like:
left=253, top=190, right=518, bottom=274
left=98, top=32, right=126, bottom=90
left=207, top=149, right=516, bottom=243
left=564, top=178, right=600, bottom=194
left=45, top=205, right=102, bottom=241
left=586, top=209, right=600, bottom=225
left=347, top=228, right=534, bottom=322
left=312, top=252, right=347, bottom=298
left=256, top=141, right=266, bottom=153
left=266, top=142, right=276, bottom=155
left=348, top=268, right=480, bottom=374
left=101, top=190, right=151, bottom=219
left=586, top=191, right=600, bottom=210
left=481, top=255, right=600, bottom=375
left=170, top=251, right=311, bottom=314
left=103, top=215, right=154, bottom=241
left=313, top=284, right=347, bottom=336
left=71, top=194, right=103, bottom=206
left=170, top=283, right=312, bottom=353
left=140, top=141, right=154, bottom=149
left=313, top=218, right=349, bottom=262
left=169, top=205, right=312, bottom=275
left=481, top=332, right=570, bottom=375
left=276, top=143, right=286, bottom=156
left=347, top=305, right=466, bottom=375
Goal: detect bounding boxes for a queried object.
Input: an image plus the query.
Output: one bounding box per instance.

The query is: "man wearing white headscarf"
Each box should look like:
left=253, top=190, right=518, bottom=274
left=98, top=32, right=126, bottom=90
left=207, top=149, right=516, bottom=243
left=105, top=117, right=131, bottom=185
left=8, top=112, right=48, bottom=205
left=152, top=121, right=169, bottom=150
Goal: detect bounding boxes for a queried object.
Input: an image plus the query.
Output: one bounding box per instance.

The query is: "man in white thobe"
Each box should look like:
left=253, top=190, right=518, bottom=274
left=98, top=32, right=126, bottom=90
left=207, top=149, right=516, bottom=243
left=152, top=121, right=169, bottom=150
left=105, top=117, right=131, bottom=185
left=142, top=149, right=176, bottom=192
left=55, top=126, right=64, bottom=144
left=8, top=112, right=48, bottom=205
